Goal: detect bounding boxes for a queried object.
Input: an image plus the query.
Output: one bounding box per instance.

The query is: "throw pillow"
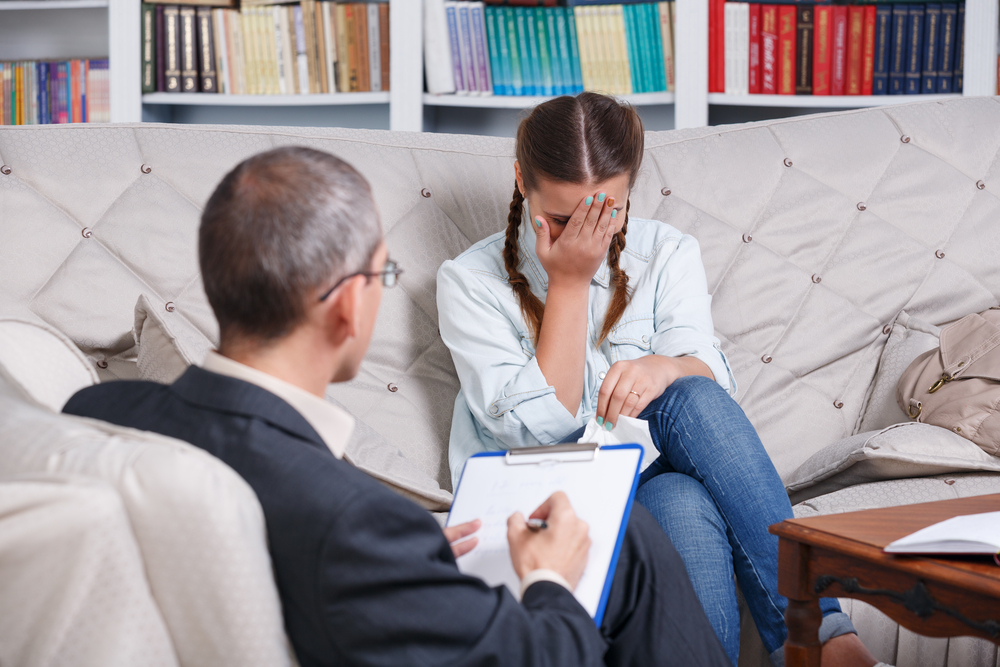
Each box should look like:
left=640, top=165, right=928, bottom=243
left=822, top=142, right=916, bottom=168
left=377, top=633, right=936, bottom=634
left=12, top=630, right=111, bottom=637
left=855, top=311, right=941, bottom=434
left=786, top=421, right=1000, bottom=505
left=131, top=295, right=453, bottom=510
left=0, top=318, right=99, bottom=412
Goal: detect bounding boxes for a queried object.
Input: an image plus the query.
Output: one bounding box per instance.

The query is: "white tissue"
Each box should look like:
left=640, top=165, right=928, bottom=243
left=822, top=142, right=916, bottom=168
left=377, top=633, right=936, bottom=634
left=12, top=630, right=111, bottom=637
left=578, top=415, right=659, bottom=471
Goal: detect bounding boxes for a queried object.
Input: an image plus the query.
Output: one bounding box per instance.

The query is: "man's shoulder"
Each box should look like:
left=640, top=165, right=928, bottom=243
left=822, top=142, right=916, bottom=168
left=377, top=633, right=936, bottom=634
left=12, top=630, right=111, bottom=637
left=64, top=379, right=175, bottom=423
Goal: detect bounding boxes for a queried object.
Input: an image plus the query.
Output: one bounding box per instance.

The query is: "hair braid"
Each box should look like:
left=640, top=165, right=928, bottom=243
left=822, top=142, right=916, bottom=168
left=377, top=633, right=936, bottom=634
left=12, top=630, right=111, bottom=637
left=502, top=183, right=546, bottom=342
left=597, top=198, right=633, bottom=346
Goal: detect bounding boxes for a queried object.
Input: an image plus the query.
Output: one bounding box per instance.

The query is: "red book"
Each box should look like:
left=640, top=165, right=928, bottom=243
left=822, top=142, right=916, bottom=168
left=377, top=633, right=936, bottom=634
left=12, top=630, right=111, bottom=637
left=813, top=5, right=832, bottom=95
left=831, top=5, right=847, bottom=95
left=845, top=5, right=864, bottom=95
left=761, top=5, right=778, bottom=94
left=861, top=5, right=876, bottom=95
left=777, top=5, right=796, bottom=95
left=749, top=3, right=761, bottom=94
left=70, top=59, right=81, bottom=123
left=709, top=0, right=726, bottom=92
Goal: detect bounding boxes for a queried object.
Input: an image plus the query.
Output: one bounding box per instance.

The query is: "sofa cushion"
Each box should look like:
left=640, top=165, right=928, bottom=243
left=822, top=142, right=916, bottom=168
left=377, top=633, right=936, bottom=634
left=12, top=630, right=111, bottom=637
left=0, top=374, right=293, bottom=667
left=856, top=311, right=941, bottom=434
left=785, top=422, right=1000, bottom=504
left=131, top=294, right=453, bottom=510
left=0, top=474, right=178, bottom=667
left=0, top=317, right=98, bottom=411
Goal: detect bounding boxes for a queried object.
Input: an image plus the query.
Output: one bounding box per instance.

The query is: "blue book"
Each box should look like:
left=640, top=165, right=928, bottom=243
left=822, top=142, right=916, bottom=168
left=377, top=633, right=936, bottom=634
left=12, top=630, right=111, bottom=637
left=37, top=62, right=49, bottom=125
left=889, top=5, right=908, bottom=94
left=904, top=4, right=924, bottom=95
left=523, top=7, right=544, bottom=96
left=514, top=8, right=535, bottom=95
left=936, top=3, right=958, bottom=93
left=647, top=3, right=666, bottom=92
left=553, top=7, right=573, bottom=95
left=921, top=4, right=941, bottom=93
left=952, top=2, right=963, bottom=92
left=872, top=5, right=891, bottom=94
left=564, top=7, right=584, bottom=93
left=445, top=3, right=466, bottom=92
left=534, top=8, right=555, bottom=96
left=543, top=9, right=564, bottom=95
left=501, top=8, right=522, bottom=96
left=622, top=5, right=640, bottom=93
left=484, top=8, right=504, bottom=95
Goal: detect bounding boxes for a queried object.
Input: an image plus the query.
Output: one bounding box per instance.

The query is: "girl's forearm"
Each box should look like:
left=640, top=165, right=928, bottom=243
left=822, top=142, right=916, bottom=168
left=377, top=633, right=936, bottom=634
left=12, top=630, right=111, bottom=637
left=535, top=280, right=590, bottom=414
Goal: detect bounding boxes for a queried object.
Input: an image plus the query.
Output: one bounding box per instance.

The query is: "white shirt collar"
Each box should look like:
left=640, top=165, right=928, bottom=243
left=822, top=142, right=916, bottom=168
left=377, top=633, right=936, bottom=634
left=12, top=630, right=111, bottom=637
left=201, top=351, right=355, bottom=459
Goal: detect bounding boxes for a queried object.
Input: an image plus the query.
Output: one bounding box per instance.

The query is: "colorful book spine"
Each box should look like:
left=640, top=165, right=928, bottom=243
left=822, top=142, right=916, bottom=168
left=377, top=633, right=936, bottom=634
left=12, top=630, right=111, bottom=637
left=534, top=7, right=554, bottom=95
left=796, top=5, right=813, bottom=94
left=709, top=0, right=725, bottom=92
left=749, top=3, right=761, bottom=94
left=830, top=4, right=847, bottom=95
left=565, top=6, right=583, bottom=93
left=197, top=7, right=218, bottom=92
left=180, top=6, right=198, bottom=93
left=164, top=5, right=182, bottom=93
left=526, top=6, right=544, bottom=95
left=544, top=8, right=564, bottom=94
left=141, top=3, right=156, bottom=94
left=889, top=4, right=907, bottom=94
left=921, top=3, right=941, bottom=94
left=872, top=4, right=891, bottom=94
left=952, top=2, right=963, bottom=92
left=484, top=7, right=504, bottom=95
left=905, top=4, right=924, bottom=94
left=660, top=1, right=675, bottom=93
left=813, top=4, right=831, bottom=95
left=515, top=7, right=535, bottom=94
left=648, top=3, right=666, bottom=92
left=445, top=3, right=465, bottom=92
left=504, top=7, right=523, bottom=95
left=777, top=5, right=796, bottom=95
left=761, top=4, right=778, bottom=94
left=845, top=5, right=864, bottom=95
left=861, top=5, right=876, bottom=94
left=937, top=3, right=957, bottom=93
left=457, top=3, right=478, bottom=93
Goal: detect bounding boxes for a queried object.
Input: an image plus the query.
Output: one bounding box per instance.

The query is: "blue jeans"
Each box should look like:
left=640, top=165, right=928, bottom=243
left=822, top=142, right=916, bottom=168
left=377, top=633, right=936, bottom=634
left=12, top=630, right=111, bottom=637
left=570, top=376, right=854, bottom=666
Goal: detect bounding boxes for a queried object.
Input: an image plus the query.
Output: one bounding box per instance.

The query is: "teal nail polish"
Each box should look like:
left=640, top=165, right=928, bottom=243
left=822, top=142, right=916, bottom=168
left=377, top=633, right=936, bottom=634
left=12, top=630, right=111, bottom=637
left=605, top=421, right=614, bottom=431
left=597, top=193, right=606, bottom=203
left=585, top=196, right=593, bottom=206
left=534, top=216, right=542, bottom=228
left=596, top=416, right=604, bottom=425
left=611, top=209, right=618, bottom=219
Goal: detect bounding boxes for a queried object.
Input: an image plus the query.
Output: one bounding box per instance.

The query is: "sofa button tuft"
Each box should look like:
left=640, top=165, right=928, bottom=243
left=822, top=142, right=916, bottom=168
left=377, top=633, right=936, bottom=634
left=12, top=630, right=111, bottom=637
left=661, top=187, right=671, bottom=196
left=387, top=383, right=398, bottom=393
left=944, top=478, right=956, bottom=485
left=742, top=233, right=753, bottom=243
left=81, top=227, right=93, bottom=238
left=811, top=274, right=822, bottom=284
left=833, top=400, right=843, bottom=409
left=977, top=180, right=986, bottom=190
left=96, top=360, right=108, bottom=369
left=900, top=135, right=911, bottom=143
left=141, top=164, right=152, bottom=174
left=761, top=354, right=772, bottom=364
left=935, top=249, right=945, bottom=259
left=783, top=158, right=793, bottom=167
left=0, top=165, right=10, bottom=175
left=883, top=324, right=892, bottom=335
left=165, top=302, right=176, bottom=312
left=420, top=188, right=432, bottom=198
left=857, top=202, right=867, bottom=211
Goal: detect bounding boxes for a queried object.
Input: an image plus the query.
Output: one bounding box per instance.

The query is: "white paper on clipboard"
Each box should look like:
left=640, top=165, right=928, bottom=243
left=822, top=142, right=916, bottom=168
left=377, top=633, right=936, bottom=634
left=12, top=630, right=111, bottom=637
left=446, top=443, right=643, bottom=622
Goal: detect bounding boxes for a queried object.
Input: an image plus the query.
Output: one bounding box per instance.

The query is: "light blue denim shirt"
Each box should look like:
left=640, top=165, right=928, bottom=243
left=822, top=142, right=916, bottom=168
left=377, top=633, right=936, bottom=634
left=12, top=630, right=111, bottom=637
left=437, top=213, right=736, bottom=489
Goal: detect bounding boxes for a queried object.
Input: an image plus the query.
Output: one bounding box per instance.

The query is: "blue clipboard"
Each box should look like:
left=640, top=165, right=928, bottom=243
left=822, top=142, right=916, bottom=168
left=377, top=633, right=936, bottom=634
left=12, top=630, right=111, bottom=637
left=447, top=442, right=643, bottom=626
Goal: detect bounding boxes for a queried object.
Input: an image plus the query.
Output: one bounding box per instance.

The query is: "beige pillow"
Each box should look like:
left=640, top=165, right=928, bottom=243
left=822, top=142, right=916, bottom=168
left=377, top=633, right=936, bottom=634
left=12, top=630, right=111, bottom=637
left=131, top=295, right=453, bottom=510
left=786, top=422, right=1000, bottom=505
left=0, top=374, right=294, bottom=667
left=0, top=318, right=99, bottom=412
left=855, top=311, right=941, bottom=434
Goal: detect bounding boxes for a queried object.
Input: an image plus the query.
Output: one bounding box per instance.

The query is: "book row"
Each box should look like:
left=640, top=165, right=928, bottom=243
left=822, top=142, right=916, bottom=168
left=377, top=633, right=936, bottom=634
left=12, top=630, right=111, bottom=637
left=710, top=1, right=965, bottom=96
left=141, top=1, right=389, bottom=96
left=426, top=1, right=675, bottom=97
left=1, top=60, right=110, bottom=126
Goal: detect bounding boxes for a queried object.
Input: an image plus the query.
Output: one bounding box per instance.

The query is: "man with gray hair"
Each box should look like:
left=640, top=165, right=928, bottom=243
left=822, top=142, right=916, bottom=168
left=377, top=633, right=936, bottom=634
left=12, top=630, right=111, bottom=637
left=64, top=147, right=730, bottom=667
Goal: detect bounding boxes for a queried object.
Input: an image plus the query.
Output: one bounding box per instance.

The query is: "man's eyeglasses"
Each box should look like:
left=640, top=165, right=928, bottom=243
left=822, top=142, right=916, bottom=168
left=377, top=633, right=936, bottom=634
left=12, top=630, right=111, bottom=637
left=318, top=259, right=404, bottom=302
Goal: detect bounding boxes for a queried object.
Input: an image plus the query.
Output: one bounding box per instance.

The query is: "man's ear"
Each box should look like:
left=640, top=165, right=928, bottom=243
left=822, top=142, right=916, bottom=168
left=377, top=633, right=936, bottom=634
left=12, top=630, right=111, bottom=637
left=321, top=276, right=364, bottom=346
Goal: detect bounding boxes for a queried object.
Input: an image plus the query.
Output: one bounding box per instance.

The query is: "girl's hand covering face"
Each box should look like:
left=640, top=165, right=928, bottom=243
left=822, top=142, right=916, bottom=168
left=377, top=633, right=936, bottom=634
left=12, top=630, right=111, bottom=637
left=529, top=178, right=628, bottom=288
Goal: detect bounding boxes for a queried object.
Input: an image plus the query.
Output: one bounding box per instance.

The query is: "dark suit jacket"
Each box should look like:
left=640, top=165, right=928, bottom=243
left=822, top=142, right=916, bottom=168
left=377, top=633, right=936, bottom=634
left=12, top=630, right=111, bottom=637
left=64, top=366, right=607, bottom=666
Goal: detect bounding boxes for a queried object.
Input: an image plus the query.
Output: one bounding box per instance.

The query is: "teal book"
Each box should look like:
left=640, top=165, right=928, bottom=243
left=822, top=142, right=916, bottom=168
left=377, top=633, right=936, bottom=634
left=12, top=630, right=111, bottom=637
left=524, top=7, right=544, bottom=95
left=647, top=2, right=667, bottom=91
left=485, top=7, right=506, bottom=95
left=544, top=8, right=566, bottom=95
left=623, top=5, right=640, bottom=92
left=535, top=8, right=555, bottom=95
left=505, top=7, right=525, bottom=95
left=514, top=8, right=536, bottom=95
left=564, top=7, right=584, bottom=92
left=554, top=7, right=573, bottom=95
left=635, top=4, right=652, bottom=93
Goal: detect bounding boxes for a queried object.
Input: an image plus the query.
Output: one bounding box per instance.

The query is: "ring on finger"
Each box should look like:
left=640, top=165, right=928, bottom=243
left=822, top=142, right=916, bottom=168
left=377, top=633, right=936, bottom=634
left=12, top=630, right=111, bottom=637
left=629, top=390, right=640, bottom=398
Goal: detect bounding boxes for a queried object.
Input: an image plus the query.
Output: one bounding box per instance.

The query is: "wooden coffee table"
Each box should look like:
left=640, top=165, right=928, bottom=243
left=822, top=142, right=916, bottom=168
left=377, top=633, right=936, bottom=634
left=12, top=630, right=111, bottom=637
left=770, top=493, right=1000, bottom=667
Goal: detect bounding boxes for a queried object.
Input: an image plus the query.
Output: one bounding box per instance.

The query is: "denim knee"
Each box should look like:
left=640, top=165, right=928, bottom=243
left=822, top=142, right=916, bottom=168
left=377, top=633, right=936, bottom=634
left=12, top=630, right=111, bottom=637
left=636, top=472, right=725, bottom=533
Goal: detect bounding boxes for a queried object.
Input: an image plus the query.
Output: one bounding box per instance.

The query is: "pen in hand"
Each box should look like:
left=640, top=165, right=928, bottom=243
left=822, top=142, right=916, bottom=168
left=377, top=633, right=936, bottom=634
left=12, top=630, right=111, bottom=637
left=526, top=518, right=548, bottom=531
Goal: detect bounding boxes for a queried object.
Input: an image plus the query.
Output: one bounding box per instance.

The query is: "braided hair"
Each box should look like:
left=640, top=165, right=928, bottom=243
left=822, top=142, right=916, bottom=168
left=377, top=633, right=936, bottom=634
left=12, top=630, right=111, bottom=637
left=503, top=93, right=644, bottom=345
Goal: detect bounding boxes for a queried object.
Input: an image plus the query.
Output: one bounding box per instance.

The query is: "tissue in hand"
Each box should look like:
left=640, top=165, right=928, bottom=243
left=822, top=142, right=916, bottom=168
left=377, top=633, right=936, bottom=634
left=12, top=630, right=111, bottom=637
left=578, top=415, right=658, bottom=471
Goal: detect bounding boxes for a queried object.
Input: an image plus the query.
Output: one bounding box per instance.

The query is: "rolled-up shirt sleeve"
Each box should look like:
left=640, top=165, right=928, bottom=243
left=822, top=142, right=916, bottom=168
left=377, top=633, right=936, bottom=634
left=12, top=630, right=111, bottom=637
left=649, top=234, right=737, bottom=396
left=437, top=260, right=582, bottom=449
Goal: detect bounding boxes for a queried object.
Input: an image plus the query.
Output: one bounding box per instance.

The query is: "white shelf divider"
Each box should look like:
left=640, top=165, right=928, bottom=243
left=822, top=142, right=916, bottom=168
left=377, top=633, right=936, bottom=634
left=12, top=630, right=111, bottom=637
left=0, top=0, right=106, bottom=10
left=142, top=92, right=390, bottom=107
left=708, top=93, right=963, bottom=108
left=108, top=0, right=139, bottom=122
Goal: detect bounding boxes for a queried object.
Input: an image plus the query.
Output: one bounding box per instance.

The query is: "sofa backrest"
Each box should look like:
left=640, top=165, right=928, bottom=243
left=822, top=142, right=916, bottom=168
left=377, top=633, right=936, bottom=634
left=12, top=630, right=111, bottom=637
left=2, top=97, right=999, bottom=489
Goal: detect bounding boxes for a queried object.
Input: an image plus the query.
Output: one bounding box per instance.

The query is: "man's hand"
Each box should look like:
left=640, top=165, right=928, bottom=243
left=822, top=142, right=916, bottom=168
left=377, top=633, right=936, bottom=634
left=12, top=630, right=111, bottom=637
left=443, top=519, right=481, bottom=559
left=507, top=492, right=590, bottom=590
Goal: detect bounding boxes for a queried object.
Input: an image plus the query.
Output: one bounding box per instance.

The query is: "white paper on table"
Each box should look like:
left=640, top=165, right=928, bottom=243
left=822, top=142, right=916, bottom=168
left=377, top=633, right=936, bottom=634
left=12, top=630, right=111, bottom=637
left=578, top=415, right=658, bottom=471
left=884, top=511, right=1000, bottom=554
left=447, top=445, right=642, bottom=620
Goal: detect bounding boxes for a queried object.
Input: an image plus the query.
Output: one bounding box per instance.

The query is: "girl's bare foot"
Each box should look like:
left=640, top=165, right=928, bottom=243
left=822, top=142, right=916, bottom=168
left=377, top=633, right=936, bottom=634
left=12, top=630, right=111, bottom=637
left=821, top=633, right=878, bottom=667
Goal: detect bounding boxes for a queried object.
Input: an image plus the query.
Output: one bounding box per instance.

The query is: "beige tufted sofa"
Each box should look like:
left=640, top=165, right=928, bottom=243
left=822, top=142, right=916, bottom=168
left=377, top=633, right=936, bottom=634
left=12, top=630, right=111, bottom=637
left=2, top=96, right=1000, bottom=666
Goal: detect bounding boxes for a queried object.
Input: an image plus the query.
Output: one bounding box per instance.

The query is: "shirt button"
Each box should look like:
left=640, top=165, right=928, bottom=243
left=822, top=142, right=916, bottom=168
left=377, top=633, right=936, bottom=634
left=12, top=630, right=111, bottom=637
left=598, top=371, right=606, bottom=380
left=490, top=405, right=499, bottom=415
left=641, top=335, right=649, bottom=344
